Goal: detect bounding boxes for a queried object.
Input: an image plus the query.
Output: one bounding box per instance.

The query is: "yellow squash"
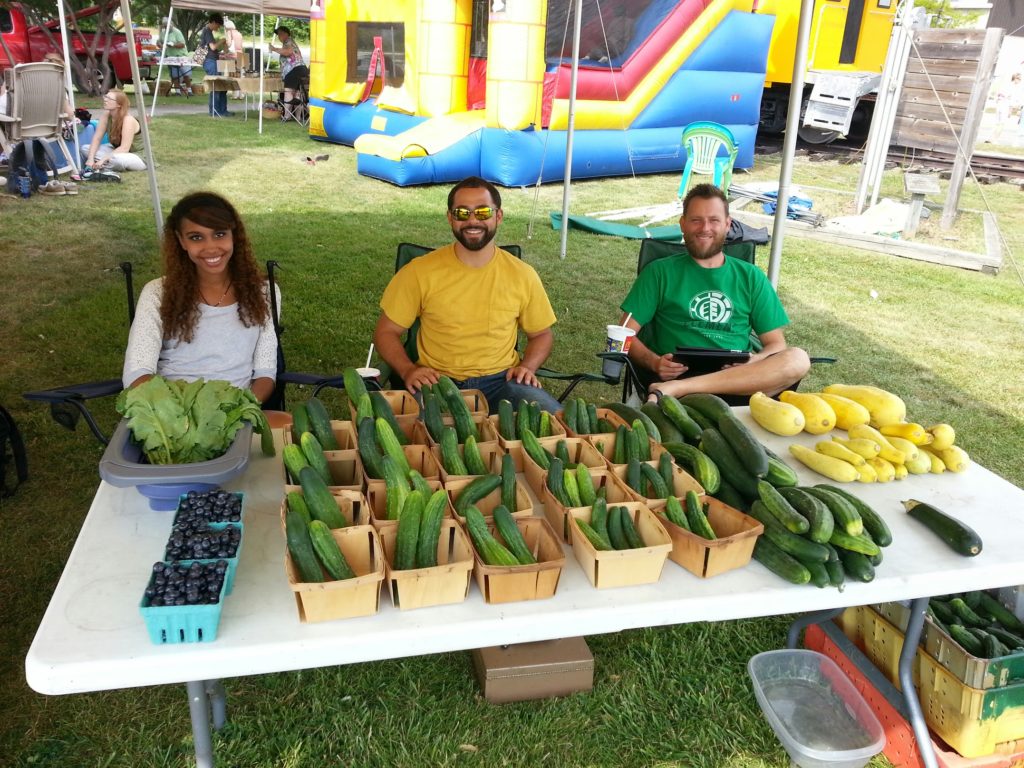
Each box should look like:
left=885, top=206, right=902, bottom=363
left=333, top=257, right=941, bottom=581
left=822, top=384, right=906, bottom=428
left=880, top=422, right=932, bottom=445
left=814, top=393, right=871, bottom=430
left=903, top=448, right=932, bottom=475
left=788, top=443, right=859, bottom=482
left=856, top=462, right=878, bottom=483
left=849, top=424, right=906, bottom=464
left=779, top=391, right=836, bottom=434
left=885, top=436, right=920, bottom=463
left=927, top=423, right=956, bottom=451
left=748, top=392, right=805, bottom=436
left=938, top=445, right=970, bottom=473
left=893, top=462, right=909, bottom=480
left=833, top=436, right=881, bottom=459
left=919, top=446, right=947, bottom=474
left=867, top=457, right=896, bottom=483
left=815, top=440, right=865, bottom=466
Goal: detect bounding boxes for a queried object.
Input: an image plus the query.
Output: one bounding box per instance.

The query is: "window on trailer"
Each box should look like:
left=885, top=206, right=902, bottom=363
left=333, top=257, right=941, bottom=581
left=346, top=22, right=405, bottom=87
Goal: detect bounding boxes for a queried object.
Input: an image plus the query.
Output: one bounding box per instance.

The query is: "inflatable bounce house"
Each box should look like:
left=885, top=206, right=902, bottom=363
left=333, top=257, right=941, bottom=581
left=307, top=0, right=775, bottom=186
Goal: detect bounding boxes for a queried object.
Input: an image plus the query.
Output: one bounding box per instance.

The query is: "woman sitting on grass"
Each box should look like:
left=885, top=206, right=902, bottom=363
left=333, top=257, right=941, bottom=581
left=122, top=192, right=279, bottom=403
left=81, top=89, right=145, bottom=178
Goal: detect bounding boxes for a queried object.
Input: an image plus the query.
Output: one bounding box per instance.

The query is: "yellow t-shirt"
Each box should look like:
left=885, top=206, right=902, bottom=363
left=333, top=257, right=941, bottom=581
left=380, top=244, right=557, bottom=380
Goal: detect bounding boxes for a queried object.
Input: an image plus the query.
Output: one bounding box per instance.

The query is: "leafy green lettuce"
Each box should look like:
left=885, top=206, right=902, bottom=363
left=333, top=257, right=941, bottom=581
left=116, top=376, right=275, bottom=464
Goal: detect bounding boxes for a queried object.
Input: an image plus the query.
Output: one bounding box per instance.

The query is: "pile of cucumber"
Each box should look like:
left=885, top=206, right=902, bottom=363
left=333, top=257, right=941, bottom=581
left=662, top=491, right=716, bottom=541
left=359, top=417, right=415, bottom=481
left=748, top=483, right=893, bottom=587
left=391, top=489, right=450, bottom=570
left=452, top=455, right=518, bottom=517
left=562, top=397, right=620, bottom=435
left=928, top=592, right=1024, bottom=658
left=421, top=376, right=479, bottom=444
left=575, top=499, right=647, bottom=551
left=495, top=399, right=558, bottom=441
left=546, top=455, right=602, bottom=508
left=437, top=426, right=490, bottom=476
left=284, top=490, right=356, bottom=583
left=465, top=506, right=537, bottom=566
left=596, top=420, right=654, bottom=463
left=622, top=455, right=676, bottom=499
left=290, top=396, right=340, bottom=449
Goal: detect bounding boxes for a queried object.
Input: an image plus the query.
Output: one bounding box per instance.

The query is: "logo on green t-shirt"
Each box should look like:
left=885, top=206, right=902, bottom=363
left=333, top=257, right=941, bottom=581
left=689, top=290, right=733, bottom=325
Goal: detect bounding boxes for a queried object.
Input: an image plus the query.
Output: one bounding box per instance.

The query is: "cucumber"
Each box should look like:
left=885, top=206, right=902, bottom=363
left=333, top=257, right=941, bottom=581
left=586, top=403, right=599, bottom=436
left=802, top=559, right=830, bottom=588
left=663, top=495, right=689, bottom=530
left=658, top=451, right=675, bottom=490
left=465, top=506, right=519, bottom=566
left=463, top=435, right=489, bottom=475
left=300, top=431, right=332, bottom=485
left=497, top=399, right=516, bottom=440
left=291, top=403, right=311, bottom=444
left=978, top=592, right=1024, bottom=633
left=528, top=402, right=542, bottom=435
left=299, top=466, right=347, bottom=528
left=838, top=549, right=875, bottom=582
left=576, top=518, right=613, bottom=551
left=607, top=506, right=629, bottom=550
left=306, top=397, right=339, bottom=449
left=928, top=598, right=957, bottom=626
left=521, top=428, right=551, bottom=470
left=555, top=439, right=571, bottom=467
left=661, top=442, right=720, bottom=494
left=382, top=455, right=411, bottom=521
left=309, top=520, right=355, bottom=580
left=342, top=367, right=369, bottom=408
left=949, top=597, right=987, bottom=627
left=640, top=462, right=669, bottom=499
left=600, top=402, right=661, bottom=443
left=985, top=626, right=1024, bottom=650
left=283, top=443, right=310, bottom=485
left=575, top=398, right=591, bottom=435
left=829, top=529, right=880, bottom=557
left=685, top=490, right=717, bottom=540
left=516, top=404, right=532, bottom=441
left=454, top=474, right=502, bottom=516
left=753, top=537, right=811, bottom=585
left=493, top=506, right=536, bottom=564
left=355, top=393, right=374, bottom=423
left=903, top=500, right=982, bottom=557
left=624, top=428, right=641, bottom=465
left=620, top=508, right=645, bottom=549
left=641, top=402, right=684, bottom=445
left=804, top=486, right=863, bottom=537
left=778, top=487, right=833, bottom=544
left=546, top=456, right=571, bottom=506
left=949, top=624, right=984, bottom=656
left=375, top=417, right=411, bottom=476
left=612, top=425, right=628, bottom=464
left=562, top=398, right=579, bottom=434
left=285, top=508, right=324, bottom=583
left=357, top=417, right=384, bottom=479
left=500, top=453, right=517, bottom=512
left=658, top=394, right=703, bottom=443
left=824, top=546, right=845, bottom=588
left=416, top=490, right=448, bottom=568
left=369, top=391, right=408, bottom=446
left=539, top=410, right=553, bottom=438
left=699, top=428, right=760, bottom=499
left=408, top=469, right=433, bottom=496
left=680, top=393, right=733, bottom=424
left=439, top=426, right=468, bottom=475
left=625, top=459, right=644, bottom=494
left=683, top=404, right=714, bottom=431
left=563, top=468, right=583, bottom=507
left=763, top=448, right=799, bottom=488
left=631, top=419, right=652, bottom=461
left=749, top=501, right=828, bottom=562
left=394, top=491, right=425, bottom=570
left=436, top=375, right=478, bottom=443
left=286, top=491, right=312, bottom=524
left=422, top=391, right=445, bottom=443
left=713, top=478, right=748, bottom=512
left=591, top=497, right=613, bottom=547
left=816, top=485, right=891, bottom=546
left=576, top=464, right=597, bottom=506
left=757, top=480, right=809, bottom=535
left=717, top=413, right=769, bottom=478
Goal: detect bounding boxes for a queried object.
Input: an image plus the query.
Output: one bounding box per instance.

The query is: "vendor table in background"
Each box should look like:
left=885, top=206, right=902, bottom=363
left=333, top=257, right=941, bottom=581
left=203, top=76, right=282, bottom=119
left=26, top=410, right=1024, bottom=768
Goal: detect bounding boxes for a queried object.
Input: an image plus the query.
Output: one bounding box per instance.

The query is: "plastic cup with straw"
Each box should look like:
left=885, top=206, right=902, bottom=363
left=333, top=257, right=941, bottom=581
left=356, top=343, right=380, bottom=383
left=603, top=313, right=636, bottom=379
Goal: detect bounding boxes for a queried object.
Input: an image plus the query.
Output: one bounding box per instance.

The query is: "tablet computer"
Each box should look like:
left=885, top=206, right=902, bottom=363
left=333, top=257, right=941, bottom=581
left=672, top=346, right=750, bottom=375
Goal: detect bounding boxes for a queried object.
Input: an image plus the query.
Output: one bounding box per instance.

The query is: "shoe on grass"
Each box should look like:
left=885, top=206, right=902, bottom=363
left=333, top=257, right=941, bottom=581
left=39, top=180, right=66, bottom=196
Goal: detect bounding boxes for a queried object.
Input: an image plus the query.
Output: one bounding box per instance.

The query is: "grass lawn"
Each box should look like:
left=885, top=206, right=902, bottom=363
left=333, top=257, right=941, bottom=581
left=1, top=111, right=1023, bottom=767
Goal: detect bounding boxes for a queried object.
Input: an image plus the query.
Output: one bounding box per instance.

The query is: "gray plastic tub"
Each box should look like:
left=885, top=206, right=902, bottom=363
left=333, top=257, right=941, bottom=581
left=99, top=420, right=251, bottom=510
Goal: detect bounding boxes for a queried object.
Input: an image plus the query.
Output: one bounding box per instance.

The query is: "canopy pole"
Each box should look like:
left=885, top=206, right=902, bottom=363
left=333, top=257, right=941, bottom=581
left=55, top=0, right=80, bottom=170
left=766, top=0, right=814, bottom=288
left=259, top=15, right=265, bottom=134
left=120, top=0, right=163, bottom=239
left=150, top=12, right=174, bottom=118
left=558, top=0, right=583, bottom=260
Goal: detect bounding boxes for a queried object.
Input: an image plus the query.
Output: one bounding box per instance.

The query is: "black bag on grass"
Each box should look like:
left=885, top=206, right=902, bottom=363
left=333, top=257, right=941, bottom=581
left=0, top=404, right=28, bottom=498
left=5, top=139, right=60, bottom=195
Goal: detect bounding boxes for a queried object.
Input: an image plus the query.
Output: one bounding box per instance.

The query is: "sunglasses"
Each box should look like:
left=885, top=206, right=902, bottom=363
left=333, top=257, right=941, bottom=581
left=450, top=206, right=495, bottom=221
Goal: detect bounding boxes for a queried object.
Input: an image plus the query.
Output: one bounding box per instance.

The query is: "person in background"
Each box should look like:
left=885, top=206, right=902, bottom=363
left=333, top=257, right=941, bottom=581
left=81, top=89, right=145, bottom=177
left=268, top=26, right=308, bottom=121
left=222, top=19, right=247, bottom=97
left=123, top=191, right=279, bottom=403
left=159, top=17, right=193, bottom=96
left=200, top=12, right=231, bottom=117
left=374, top=176, right=562, bottom=412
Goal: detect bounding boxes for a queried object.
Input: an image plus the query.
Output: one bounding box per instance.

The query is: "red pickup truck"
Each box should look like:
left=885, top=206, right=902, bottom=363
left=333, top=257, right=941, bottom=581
left=0, top=2, right=157, bottom=90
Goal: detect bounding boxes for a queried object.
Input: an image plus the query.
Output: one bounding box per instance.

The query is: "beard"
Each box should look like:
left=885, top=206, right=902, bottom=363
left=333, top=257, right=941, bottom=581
left=683, top=229, right=727, bottom=261
left=453, top=223, right=497, bottom=252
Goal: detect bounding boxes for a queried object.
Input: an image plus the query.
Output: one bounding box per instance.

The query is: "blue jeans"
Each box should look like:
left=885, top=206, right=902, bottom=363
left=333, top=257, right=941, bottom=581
left=454, top=370, right=562, bottom=414
left=203, top=59, right=227, bottom=116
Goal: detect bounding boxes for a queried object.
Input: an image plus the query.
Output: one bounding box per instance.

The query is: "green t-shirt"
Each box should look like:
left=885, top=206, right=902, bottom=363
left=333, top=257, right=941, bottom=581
left=620, top=254, right=789, bottom=355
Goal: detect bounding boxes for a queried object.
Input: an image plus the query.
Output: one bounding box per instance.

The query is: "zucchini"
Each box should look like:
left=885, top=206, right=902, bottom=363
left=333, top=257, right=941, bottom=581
left=804, top=486, right=863, bottom=537
left=283, top=443, right=310, bottom=485
left=606, top=505, right=628, bottom=549
left=640, top=462, right=669, bottom=499
left=416, top=489, right=448, bottom=568
left=357, top=417, right=384, bottom=479
left=778, top=487, right=833, bottom=544
left=291, top=402, right=311, bottom=444
left=576, top=464, right=597, bottom=506
left=576, top=518, right=613, bottom=551
left=306, top=397, right=339, bottom=450
left=699, top=428, right=759, bottom=499
left=903, top=499, right=982, bottom=557
left=661, top=442, right=720, bottom=494
left=749, top=501, right=828, bottom=562
left=816, top=485, right=891, bottom=546
left=454, top=474, right=502, bottom=516
left=717, top=413, right=769, bottom=478
left=641, top=402, right=684, bottom=445
left=370, top=391, right=408, bottom=446
left=286, top=490, right=312, bottom=524
left=300, top=431, right=332, bottom=485
left=685, top=490, right=717, bottom=540
left=753, top=537, right=811, bottom=585
left=680, top=393, right=733, bottom=424
left=658, top=394, right=703, bottom=443
left=838, top=548, right=875, bottom=582
left=463, top=435, right=489, bottom=475
left=342, top=367, right=369, bottom=408
left=464, top=506, right=519, bottom=566
left=521, top=428, right=551, bottom=470
left=299, top=466, right=347, bottom=528
left=285, top=508, right=324, bottom=583
left=497, top=399, right=516, bottom=440
left=422, top=391, right=445, bottom=443
left=493, top=506, right=536, bottom=565
left=756, top=481, right=809, bottom=535
left=500, top=453, right=517, bottom=512
left=309, top=520, right=355, bottom=580
left=663, top=495, right=689, bottom=530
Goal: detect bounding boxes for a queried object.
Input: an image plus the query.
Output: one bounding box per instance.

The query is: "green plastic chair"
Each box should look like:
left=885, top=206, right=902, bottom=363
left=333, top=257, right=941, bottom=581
left=678, top=121, right=739, bottom=198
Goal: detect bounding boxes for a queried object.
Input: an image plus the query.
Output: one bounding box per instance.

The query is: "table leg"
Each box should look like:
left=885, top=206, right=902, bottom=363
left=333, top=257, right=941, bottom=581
left=205, top=679, right=228, bottom=731
left=785, top=607, right=844, bottom=648
left=902, top=597, right=938, bottom=768
left=186, top=680, right=215, bottom=768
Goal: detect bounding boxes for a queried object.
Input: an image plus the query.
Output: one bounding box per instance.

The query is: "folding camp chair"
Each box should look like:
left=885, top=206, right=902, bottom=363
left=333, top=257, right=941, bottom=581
left=2, top=62, right=76, bottom=174
left=678, top=121, right=738, bottom=198
left=23, top=262, right=343, bottom=443
left=386, top=243, right=616, bottom=402
left=618, top=239, right=835, bottom=405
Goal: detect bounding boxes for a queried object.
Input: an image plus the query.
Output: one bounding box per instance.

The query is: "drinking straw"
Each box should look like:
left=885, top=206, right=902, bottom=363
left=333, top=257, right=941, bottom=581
left=623, top=312, right=633, bottom=327
left=365, top=343, right=375, bottom=369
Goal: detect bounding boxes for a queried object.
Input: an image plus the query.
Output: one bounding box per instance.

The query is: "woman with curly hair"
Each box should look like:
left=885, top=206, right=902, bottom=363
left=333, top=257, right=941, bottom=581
left=122, top=192, right=279, bottom=402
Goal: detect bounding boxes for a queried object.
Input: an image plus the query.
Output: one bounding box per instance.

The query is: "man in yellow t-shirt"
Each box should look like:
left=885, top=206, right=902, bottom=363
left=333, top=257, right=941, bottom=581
left=374, top=176, right=561, bottom=412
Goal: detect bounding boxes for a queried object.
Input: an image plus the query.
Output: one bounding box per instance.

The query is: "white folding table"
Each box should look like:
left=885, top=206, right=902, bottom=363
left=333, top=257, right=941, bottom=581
left=26, top=410, right=1024, bottom=767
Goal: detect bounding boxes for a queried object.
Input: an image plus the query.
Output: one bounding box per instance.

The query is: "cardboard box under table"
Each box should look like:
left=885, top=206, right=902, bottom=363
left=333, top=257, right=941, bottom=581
left=569, top=502, right=672, bottom=589
left=656, top=496, right=762, bottom=578
left=542, top=468, right=640, bottom=542
left=430, top=441, right=503, bottom=484
left=378, top=520, right=473, bottom=610
left=472, top=637, right=594, bottom=703
left=521, top=436, right=605, bottom=498
left=284, top=525, right=385, bottom=623
left=469, top=516, right=565, bottom=604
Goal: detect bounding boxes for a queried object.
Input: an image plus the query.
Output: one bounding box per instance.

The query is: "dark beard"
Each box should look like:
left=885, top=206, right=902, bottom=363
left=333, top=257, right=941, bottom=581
left=683, top=230, right=727, bottom=261
left=453, top=225, right=496, bottom=252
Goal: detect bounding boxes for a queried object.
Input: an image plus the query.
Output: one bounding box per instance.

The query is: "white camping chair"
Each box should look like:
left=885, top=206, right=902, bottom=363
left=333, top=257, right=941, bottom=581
left=5, top=62, right=76, bottom=174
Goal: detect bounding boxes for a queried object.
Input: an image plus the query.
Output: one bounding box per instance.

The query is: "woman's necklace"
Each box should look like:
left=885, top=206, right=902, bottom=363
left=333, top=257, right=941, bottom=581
left=199, top=281, right=232, bottom=307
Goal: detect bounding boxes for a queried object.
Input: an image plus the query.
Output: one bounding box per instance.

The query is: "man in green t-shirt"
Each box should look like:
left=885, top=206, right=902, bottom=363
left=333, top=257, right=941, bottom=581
left=619, top=183, right=809, bottom=400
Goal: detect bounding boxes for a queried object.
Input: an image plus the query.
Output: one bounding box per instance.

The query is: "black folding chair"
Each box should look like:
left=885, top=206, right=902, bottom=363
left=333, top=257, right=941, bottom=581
left=386, top=243, right=616, bottom=402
